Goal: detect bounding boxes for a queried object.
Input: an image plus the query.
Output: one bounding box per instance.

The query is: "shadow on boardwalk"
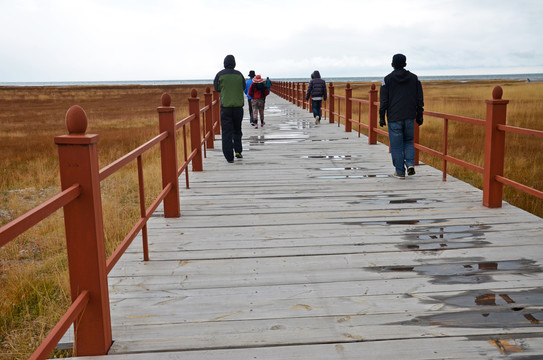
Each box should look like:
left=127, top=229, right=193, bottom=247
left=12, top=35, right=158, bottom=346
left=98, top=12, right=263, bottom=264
left=74, top=93, right=543, bottom=359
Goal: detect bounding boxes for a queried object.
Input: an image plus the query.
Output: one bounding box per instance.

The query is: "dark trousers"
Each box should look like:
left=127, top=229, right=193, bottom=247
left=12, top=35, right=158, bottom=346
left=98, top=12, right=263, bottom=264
left=247, top=97, right=254, bottom=123
left=220, top=107, right=243, bottom=161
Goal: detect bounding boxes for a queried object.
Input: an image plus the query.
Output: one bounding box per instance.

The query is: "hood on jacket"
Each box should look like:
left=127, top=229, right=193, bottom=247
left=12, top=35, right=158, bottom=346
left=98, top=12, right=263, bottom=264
left=312, top=70, right=321, bottom=79
left=391, top=69, right=412, bottom=83
left=224, top=55, right=236, bottom=69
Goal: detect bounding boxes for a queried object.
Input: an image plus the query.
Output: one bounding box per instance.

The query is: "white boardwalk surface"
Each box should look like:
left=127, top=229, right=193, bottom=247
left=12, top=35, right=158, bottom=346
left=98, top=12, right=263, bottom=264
left=72, top=93, right=543, bottom=359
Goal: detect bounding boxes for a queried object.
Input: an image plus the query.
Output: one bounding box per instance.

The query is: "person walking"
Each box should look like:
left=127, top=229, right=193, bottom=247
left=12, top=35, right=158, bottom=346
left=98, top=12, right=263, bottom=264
left=245, top=70, right=256, bottom=126
left=248, top=75, right=270, bottom=129
left=305, top=70, right=327, bottom=124
left=379, top=53, right=424, bottom=179
left=214, top=54, right=246, bottom=163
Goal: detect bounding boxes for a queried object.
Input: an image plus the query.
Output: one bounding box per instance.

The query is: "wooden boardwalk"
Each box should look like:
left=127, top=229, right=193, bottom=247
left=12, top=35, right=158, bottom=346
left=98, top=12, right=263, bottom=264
left=72, top=93, right=543, bottom=359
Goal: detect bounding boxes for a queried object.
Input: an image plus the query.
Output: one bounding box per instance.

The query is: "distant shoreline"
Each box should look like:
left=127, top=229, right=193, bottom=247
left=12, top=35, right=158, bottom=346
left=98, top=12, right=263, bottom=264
left=1, top=73, right=542, bottom=87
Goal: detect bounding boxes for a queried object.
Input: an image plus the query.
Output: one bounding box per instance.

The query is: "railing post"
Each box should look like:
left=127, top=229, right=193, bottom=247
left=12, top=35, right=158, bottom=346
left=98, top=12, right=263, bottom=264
left=213, top=90, right=221, bottom=135
left=368, top=83, right=378, bottom=144
left=204, top=87, right=214, bottom=149
left=483, top=86, right=508, bottom=208
left=188, top=88, right=203, bottom=171
left=328, top=82, right=335, bottom=124
left=345, top=83, right=352, bottom=132
left=157, top=93, right=181, bottom=218
left=54, top=106, right=112, bottom=356
left=302, top=83, right=307, bottom=110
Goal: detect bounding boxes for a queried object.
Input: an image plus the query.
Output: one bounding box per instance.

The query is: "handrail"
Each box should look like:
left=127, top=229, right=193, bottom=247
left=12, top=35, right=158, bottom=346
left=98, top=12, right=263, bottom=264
left=99, top=131, right=168, bottom=181
left=498, top=124, right=543, bottom=138
left=0, top=184, right=80, bottom=247
left=273, top=80, right=542, bottom=206
left=1, top=86, right=220, bottom=358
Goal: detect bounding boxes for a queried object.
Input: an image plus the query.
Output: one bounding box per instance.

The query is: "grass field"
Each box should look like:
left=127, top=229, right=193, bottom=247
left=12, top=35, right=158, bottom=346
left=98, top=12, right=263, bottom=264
left=1, top=80, right=542, bottom=359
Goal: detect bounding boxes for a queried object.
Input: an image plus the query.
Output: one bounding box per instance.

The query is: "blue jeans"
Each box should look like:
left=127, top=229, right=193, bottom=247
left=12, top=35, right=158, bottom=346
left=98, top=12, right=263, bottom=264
left=311, top=99, right=322, bottom=118
left=388, top=119, right=415, bottom=175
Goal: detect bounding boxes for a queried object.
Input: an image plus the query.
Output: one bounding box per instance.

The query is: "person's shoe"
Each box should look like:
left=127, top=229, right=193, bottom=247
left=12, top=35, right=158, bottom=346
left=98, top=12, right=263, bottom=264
left=255, top=124, right=258, bottom=129
left=227, top=159, right=234, bottom=163
left=261, top=122, right=265, bottom=127
left=251, top=122, right=255, bottom=126
left=393, top=172, right=406, bottom=179
left=407, top=166, right=415, bottom=176
left=316, top=116, right=320, bottom=124
left=235, top=152, right=243, bottom=159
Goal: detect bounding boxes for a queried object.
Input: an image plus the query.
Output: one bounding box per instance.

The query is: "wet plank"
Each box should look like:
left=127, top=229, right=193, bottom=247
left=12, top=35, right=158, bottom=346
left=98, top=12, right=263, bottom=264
left=67, top=93, right=543, bottom=359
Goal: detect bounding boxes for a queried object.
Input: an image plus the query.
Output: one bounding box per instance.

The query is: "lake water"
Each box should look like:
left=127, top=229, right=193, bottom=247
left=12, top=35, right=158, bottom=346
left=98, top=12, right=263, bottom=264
left=1, top=73, right=542, bottom=87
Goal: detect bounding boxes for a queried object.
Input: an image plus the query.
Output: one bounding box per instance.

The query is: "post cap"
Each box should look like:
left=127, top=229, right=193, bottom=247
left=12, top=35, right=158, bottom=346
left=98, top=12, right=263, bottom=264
left=492, top=86, right=503, bottom=100
left=161, top=93, right=172, bottom=107
left=65, top=105, right=88, bottom=134
left=371, top=83, right=376, bottom=90
left=205, top=86, right=211, bottom=94
left=190, top=88, right=198, bottom=98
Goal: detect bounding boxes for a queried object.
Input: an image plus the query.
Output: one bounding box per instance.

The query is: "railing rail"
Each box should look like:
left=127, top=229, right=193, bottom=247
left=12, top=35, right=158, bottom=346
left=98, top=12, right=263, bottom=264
left=0, top=87, right=220, bottom=358
left=271, top=81, right=542, bottom=208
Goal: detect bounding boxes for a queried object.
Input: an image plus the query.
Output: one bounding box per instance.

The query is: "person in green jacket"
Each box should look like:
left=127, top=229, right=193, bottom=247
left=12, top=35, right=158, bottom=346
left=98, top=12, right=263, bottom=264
left=213, top=54, right=246, bottom=163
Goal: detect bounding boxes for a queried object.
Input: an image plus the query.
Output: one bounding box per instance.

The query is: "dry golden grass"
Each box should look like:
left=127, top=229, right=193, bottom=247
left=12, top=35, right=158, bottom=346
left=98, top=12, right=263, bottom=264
left=0, top=84, right=210, bottom=359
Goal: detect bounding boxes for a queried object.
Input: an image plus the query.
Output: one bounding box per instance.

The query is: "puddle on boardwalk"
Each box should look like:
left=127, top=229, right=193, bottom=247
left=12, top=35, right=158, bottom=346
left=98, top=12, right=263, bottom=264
left=398, top=240, right=490, bottom=252
left=316, top=167, right=367, bottom=171
left=348, top=195, right=441, bottom=205
left=314, top=174, right=391, bottom=179
left=344, top=219, right=443, bottom=226
left=405, top=289, right=543, bottom=328
left=405, top=224, right=490, bottom=241
left=373, top=259, right=541, bottom=284
left=310, top=138, right=350, bottom=142
left=248, top=134, right=308, bottom=145
left=301, top=155, right=358, bottom=160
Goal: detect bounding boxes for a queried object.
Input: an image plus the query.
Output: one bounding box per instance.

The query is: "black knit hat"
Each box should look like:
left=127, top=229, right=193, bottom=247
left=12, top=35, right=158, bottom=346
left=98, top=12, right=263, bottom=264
left=392, top=54, right=407, bottom=68
left=248, top=70, right=256, bottom=77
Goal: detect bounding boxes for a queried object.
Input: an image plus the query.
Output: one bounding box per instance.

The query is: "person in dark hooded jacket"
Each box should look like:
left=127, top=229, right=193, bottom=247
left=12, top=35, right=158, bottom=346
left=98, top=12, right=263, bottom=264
left=214, top=55, right=246, bottom=162
left=305, top=70, right=327, bottom=124
left=379, top=54, right=424, bottom=179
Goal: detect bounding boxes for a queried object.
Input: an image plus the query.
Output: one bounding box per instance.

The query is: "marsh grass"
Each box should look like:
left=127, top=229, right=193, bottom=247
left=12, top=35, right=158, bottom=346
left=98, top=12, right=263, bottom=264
left=0, top=84, right=209, bottom=359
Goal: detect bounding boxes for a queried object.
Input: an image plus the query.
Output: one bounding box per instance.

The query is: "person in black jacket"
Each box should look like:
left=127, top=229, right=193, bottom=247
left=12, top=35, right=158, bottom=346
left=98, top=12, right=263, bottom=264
left=379, top=54, right=424, bottom=179
left=306, top=70, right=327, bottom=124
left=214, top=55, right=246, bottom=163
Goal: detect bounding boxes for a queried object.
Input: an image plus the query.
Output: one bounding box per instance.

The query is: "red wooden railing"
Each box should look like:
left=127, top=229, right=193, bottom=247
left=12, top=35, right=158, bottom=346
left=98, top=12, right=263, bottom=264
left=0, top=87, right=220, bottom=359
left=272, top=81, right=543, bottom=208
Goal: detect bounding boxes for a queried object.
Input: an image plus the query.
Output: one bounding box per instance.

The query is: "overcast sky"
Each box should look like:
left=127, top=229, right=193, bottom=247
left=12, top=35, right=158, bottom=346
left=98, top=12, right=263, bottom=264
left=1, top=0, right=542, bottom=82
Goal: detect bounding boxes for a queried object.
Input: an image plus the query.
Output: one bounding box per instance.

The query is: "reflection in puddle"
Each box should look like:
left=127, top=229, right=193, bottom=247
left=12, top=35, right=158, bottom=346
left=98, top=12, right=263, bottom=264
left=314, top=174, right=390, bottom=179
left=317, top=167, right=366, bottom=171
left=301, top=155, right=357, bottom=160
left=405, top=224, right=489, bottom=241
left=344, top=219, right=442, bottom=226
left=374, top=259, right=541, bottom=284
left=349, top=197, right=441, bottom=205
left=398, top=240, right=490, bottom=252
left=248, top=134, right=308, bottom=145
left=407, top=289, right=543, bottom=329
